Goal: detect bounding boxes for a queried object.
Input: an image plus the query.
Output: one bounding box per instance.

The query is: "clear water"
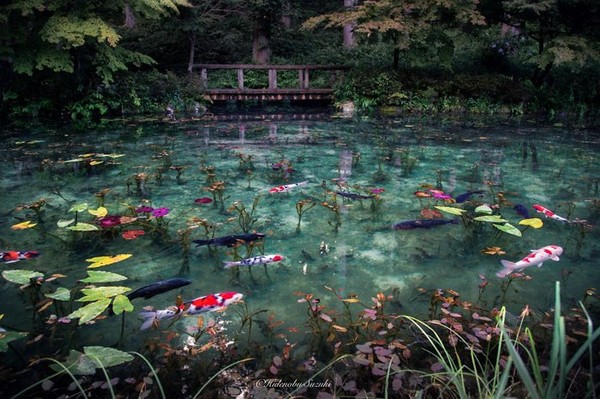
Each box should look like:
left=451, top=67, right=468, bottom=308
left=1, top=115, right=599, bottom=353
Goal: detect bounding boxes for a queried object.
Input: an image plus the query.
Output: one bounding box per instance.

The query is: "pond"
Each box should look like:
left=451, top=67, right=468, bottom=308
left=1, top=113, right=599, bottom=395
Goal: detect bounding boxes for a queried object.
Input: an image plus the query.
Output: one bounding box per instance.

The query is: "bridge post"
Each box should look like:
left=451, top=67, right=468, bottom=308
left=237, top=68, right=244, bottom=89
left=268, top=68, right=277, bottom=89
left=298, top=68, right=309, bottom=89
left=200, top=68, right=208, bottom=90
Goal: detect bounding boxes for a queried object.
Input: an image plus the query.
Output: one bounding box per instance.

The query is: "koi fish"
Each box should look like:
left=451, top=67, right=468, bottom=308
left=127, top=278, right=192, bottom=300
left=533, top=204, right=569, bottom=223
left=138, top=292, right=244, bottom=330
left=454, top=190, right=485, bottom=203
left=392, top=219, right=458, bottom=230
left=268, top=181, right=308, bottom=194
left=193, top=233, right=265, bottom=247
left=223, top=254, right=284, bottom=269
left=336, top=191, right=374, bottom=200
left=496, top=245, right=563, bottom=278
left=1, top=251, right=40, bottom=264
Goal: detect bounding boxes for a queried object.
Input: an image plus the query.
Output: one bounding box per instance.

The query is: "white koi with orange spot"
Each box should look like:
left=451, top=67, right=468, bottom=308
left=496, top=245, right=563, bottom=278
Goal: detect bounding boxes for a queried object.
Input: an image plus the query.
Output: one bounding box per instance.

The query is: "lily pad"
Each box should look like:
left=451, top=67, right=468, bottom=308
left=85, top=254, right=132, bottom=268
left=57, top=219, right=75, bottom=228
left=67, top=223, right=99, bottom=232
left=111, top=294, right=134, bottom=315
left=434, top=206, right=467, bottom=216
left=88, top=207, right=108, bottom=218
left=69, top=203, right=88, bottom=213
left=474, top=204, right=493, bottom=214
left=474, top=215, right=507, bottom=223
left=77, top=286, right=131, bottom=302
left=2, top=269, right=44, bottom=285
left=50, top=350, right=96, bottom=375
left=67, top=298, right=111, bottom=325
left=45, top=287, right=71, bottom=301
left=81, top=270, right=128, bottom=283
left=84, top=346, right=134, bottom=368
left=494, top=223, right=523, bottom=237
left=89, top=160, right=103, bottom=166
left=519, top=218, right=543, bottom=229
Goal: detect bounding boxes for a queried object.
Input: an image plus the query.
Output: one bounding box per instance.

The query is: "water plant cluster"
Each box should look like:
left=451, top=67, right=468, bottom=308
left=1, top=119, right=599, bottom=398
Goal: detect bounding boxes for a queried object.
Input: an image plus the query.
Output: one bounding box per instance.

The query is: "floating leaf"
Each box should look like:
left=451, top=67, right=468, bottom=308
left=69, top=203, right=88, bottom=212
left=519, top=218, right=543, bottom=229
left=67, top=223, right=99, bottom=231
left=341, top=298, right=360, bottom=303
left=84, top=346, right=134, bottom=368
left=49, top=350, right=96, bottom=375
left=88, top=207, right=108, bottom=218
left=2, top=270, right=44, bottom=285
left=434, top=206, right=467, bottom=216
left=68, top=298, right=111, bottom=325
left=85, top=254, right=133, bottom=268
left=97, top=153, right=125, bottom=159
left=77, top=286, right=131, bottom=302
left=474, top=215, right=507, bottom=223
left=81, top=271, right=128, bottom=283
left=494, top=223, right=523, bottom=237
left=122, top=230, right=145, bottom=240
left=63, top=158, right=84, bottom=163
left=57, top=219, right=75, bottom=228
left=111, top=294, right=134, bottom=315
left=474, top=204, right=493, bottom=214
left=11, top=221, right=37, bottom=230
left=45, top=287, right=71, bottom=301
left=89, top=160, right=103, bottom=166
left=0, top=330, right=27, bottom=352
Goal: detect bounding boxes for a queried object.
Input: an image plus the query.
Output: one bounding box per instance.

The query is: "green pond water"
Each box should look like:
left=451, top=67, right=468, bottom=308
left=1, top=114, right=599, bottom=356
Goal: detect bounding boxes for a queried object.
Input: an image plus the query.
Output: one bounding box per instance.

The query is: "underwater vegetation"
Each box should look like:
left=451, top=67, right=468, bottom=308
left=1, top=118, right=600, bottom=397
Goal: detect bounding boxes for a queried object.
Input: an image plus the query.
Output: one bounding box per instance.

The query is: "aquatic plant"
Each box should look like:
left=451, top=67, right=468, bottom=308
left=295, top=198, right=316, bottom=232
left=15, top=198, right=48, bottom=223
left=169, top=165, right=186, bottom=184
left=320, top=192, right=343, bottom=233
left=204, top=180, right=226, bottom=212
left=228, top=196, right=261, bottom=233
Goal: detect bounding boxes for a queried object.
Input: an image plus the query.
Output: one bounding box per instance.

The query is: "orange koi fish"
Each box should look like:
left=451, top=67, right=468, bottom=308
left=1, top=251, right=40, bottom=264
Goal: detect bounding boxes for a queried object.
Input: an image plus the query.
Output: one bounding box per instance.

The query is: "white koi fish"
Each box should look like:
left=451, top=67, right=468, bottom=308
left=268, top=181, right=308, bottom=194
left=138, top=292, right=244, bottom=330
left=533, top=204, right=570, bottom=223
left=223, top=254, right=284, bottom=269
left=496, top=245, right=563, bottom=278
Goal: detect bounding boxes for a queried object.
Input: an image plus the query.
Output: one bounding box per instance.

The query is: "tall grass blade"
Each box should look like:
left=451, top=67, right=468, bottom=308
left=12, top=357, right=88, bottom=399
left=192, top=357, right=254, bottom=399
left=88, top=355, right=116, bottom=399
left=129, top=351, right=166, bottom=399
left=284, top=354, right=353, bottom=399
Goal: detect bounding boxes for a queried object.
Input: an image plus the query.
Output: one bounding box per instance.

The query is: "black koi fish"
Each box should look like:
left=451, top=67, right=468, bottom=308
left=454, top=190, right=485, bottom=203
left=193, top=233, right=266, bottom=247
left=127, top=278, right=192, bottom=300
left=336, top=191, right=374, bottom=200
left=392, top=219, right=458, bottom=230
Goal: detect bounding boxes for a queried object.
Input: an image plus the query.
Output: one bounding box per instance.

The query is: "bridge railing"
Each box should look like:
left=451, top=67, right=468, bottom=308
left=190, top=64, right=349, bottom=100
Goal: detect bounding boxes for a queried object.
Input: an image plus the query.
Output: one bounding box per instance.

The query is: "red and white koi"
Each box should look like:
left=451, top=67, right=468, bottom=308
left=138, top=292, right=244, bottom=330
left=1, top=251, right=40, bottom=264
left=268, top=181, right=308, bottom=194
left=496, top=245, right=563, bottom=278
left=532, top=204, right=570, bottom=223
left=223, top=254, right=284, bottom=269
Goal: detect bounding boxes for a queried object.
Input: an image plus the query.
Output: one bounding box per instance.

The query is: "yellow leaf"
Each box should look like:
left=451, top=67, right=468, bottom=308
left=88, top=207, right=108, bottom=218
left=86, top=254, right=133, bottom=269
left=11, top=221, right=37, bottom=230
left=341, top=298, right=360, bottom=303
left=89, top=160, right=103, bottom=166
left=519, top=218, right=543, bottom=229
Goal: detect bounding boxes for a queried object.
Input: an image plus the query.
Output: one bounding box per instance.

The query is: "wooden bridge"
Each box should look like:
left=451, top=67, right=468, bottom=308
left=191, top=64, right=349, bottom=102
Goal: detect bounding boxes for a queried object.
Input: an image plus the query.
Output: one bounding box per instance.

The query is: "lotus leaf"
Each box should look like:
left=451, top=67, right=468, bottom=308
left=77, top=286, right=131, bottom=302
left=2, top=269, right=44, bottom=285
left=57, top=219, right=75, bottom=227
left=89, top=160, right=103, bottom=166
left=69, top=203, right=88, bottom=212
left=81, top=270, right=128, bottom=283
left=434, top=206, right=467, bottom=216
left=84, top=346, right=134, bottom=368
left=67, top=298, right=111, bottom=325
left=474, top=215, right=508, bottom=223
left=11, top=220, right=37, bottom=230
left=111, top=294, right=134, bottom=315
left=519, top=218, right=543, bottom=228
left=0, top=330, right=27, bottom=352
left=45, top=287, right=71, bottom=301
left=50, top=350, right=97, bottom=375
left=474, top=204, right=493, bottom=214
left=88, top=207, right=108, bottom=217
left=85, top=254, right=133, bottom=268
left=494, top=223, right=523, bottom=237
left=63, top=158, right=84, bottom=163
left=67, top=223, right=99, bottom=231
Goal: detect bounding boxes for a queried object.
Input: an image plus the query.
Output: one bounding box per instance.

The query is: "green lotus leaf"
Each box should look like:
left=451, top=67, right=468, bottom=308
left=45, top=287, right=71, bottom=301
left=77, top=286, right=131, bottom=302
left=67, top=223, right=99, bottom=231
left=69, top=203, right=88, bottom=212
left=494, top=223, right=523, bottom=237
left=0, top=330, right=27, bottom=352
left=84, top=346, right=134, bottom=368
left=81, top=271, right=128, bottom=283
left=57, top=219, right=75, bottom=228
left=67, top=298, right=112, bottom=325
left=474, top=215, right=507, bottom=223
left=434, top=206, right=467, bottom=216
left=111, top=294, right=134, bottom=315
left=50, top=350, right=97, bottom=375
left=2, top=269, right=44, bottom=285
left=474, top=204, right=493, bottom=214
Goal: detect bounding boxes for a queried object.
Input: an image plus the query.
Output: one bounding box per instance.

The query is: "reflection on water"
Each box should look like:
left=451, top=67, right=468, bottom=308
left=1, top=115, right=599, bottom=354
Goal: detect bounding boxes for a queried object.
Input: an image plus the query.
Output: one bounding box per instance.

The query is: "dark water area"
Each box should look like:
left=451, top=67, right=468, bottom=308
left=1, top=112, right=599, bottom=395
